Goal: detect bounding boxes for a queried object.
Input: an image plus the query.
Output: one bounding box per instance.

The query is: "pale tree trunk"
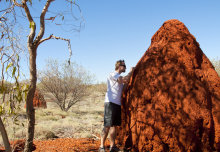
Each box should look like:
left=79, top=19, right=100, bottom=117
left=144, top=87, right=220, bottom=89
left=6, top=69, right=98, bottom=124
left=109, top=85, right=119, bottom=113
left=0, top=117, right=12, bottom=152
left=10, top=1, right=70, bottom=151
left=24, top=47, right=37, bottom=152
left=22, top=0, right=54, bottom=151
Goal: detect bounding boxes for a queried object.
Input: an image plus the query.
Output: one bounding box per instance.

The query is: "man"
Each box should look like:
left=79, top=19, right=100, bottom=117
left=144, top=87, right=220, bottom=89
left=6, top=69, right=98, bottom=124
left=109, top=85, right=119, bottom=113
left=99, top=60, right=134, bottom=152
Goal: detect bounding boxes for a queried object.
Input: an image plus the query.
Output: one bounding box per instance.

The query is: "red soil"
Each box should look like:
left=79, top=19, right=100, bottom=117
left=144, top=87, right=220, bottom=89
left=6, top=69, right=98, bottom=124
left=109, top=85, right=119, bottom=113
left=117, top=19, right=220, bottom=151
left=0, top=138, right=119, bottom=152
left=33, top=138, right=101, bottom=152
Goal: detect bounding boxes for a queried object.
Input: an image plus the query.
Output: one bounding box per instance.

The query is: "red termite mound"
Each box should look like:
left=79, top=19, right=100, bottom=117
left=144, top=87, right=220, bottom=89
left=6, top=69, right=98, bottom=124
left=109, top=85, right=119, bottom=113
left=24, top=90, right=47, bottom=108
left=117, top=19, right=220, bottom=152
left=11, top=140, right=36, bottom=152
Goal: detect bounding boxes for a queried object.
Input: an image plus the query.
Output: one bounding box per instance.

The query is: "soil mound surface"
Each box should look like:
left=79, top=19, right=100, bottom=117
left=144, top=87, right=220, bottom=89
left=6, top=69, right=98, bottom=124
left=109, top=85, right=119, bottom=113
left=117, top=19, right=220, bottom=152
left=33, top=90, right=47, bottom=108
left=24, top=90, right=47, bottom=108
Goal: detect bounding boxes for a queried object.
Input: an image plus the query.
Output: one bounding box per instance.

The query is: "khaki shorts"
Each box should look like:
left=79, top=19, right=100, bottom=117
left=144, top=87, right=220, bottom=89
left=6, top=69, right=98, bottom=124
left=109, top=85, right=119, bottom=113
left=104, top=102, right=121, bottom=127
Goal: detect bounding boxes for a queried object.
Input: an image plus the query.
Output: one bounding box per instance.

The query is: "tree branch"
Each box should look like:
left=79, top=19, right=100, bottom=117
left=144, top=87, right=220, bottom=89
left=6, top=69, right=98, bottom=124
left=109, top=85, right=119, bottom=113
left=34, top=0, right=55, bottom=44
left=12, top=0, right=22, bottom=7
left=21, top=0, right=36, bottom=45
left=38, top=34, right=72, bottom=64
left=37, top=34, right=53, bottom=44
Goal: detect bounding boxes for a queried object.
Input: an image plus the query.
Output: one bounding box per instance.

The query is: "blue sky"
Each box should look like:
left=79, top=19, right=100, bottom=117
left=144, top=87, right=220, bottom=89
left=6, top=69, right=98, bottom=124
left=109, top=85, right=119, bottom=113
left=5, top=0, right=220, bottom=82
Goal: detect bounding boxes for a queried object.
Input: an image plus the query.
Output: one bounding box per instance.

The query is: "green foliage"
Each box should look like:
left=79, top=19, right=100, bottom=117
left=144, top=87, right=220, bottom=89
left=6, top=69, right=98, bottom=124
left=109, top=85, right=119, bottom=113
left=0, top=62, right=29, bottom=117
left=6, top=63, right=13, bottom=72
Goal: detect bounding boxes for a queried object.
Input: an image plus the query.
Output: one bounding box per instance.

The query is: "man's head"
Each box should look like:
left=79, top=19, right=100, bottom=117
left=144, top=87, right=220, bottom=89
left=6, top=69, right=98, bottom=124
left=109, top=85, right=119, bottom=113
left=115, top=60, right=126, bottom=73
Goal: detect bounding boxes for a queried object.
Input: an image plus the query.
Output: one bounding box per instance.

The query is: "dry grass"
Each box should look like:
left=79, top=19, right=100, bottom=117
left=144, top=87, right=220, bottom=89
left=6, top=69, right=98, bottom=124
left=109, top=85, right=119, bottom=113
left=0, top=91, right=105, bottom=146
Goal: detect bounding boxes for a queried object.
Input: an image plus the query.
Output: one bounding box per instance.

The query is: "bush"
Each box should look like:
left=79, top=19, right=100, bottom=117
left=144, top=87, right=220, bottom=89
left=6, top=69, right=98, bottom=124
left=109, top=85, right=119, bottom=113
left=38, top=59, right=93, bottom=111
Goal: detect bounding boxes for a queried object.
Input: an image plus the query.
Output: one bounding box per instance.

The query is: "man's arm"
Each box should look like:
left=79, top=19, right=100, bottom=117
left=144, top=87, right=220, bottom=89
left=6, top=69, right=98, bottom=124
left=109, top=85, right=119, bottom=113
left=118, top=67, right=134, bottom=84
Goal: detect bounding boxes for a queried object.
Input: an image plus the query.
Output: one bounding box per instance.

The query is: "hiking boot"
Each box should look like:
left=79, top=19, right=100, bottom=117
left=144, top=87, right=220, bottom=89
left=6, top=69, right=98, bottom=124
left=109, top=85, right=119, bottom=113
left=98, top=147, right=105, bottom=152
left=109, top=146, right=121, bottom=152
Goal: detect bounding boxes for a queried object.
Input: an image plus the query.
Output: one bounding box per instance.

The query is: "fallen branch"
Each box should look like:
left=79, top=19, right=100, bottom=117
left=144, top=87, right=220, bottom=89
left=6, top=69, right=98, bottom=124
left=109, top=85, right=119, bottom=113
left=91, top=134, right=100, bottom=140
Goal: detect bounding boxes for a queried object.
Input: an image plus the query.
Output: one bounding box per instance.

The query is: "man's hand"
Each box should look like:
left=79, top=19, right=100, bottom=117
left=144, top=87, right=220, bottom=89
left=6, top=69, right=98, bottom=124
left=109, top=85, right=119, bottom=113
left=130, top=67, right=135, bottom=72
left=119, top=67, right=135, bottom=84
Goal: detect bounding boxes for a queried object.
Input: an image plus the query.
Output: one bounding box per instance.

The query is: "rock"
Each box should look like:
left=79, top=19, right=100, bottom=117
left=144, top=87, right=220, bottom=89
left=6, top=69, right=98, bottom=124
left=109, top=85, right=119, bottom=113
left=45, top=131, right=59, bottom=140
left=117, top=19, right=220, bottom=152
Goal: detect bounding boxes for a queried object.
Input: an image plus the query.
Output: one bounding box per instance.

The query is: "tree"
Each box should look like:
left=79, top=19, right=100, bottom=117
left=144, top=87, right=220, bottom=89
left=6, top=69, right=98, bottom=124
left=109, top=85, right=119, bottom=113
left=1, top=0, right=83, bottom=151
left=39, top=59, right=93, bottom=112
left=0, top=4, right=27, bottom=151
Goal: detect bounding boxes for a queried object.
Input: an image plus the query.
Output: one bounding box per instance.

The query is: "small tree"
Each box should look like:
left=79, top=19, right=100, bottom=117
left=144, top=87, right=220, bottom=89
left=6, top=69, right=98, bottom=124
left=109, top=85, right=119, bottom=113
left=0, top=4, right=28, bottom=151
left=39, top=59, right=92, bottom=112
left=2, top=0, right=84, bottom=151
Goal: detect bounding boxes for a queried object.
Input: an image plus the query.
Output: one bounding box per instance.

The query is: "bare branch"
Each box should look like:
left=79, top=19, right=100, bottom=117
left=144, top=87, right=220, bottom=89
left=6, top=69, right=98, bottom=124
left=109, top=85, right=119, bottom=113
left=34, top=0, right=55, bottom=44
left=0, top=4, right=15, bottom=15
left=37, top=34, right=53, bottom=44
left=12, top=0, right=22, bottom=7
left=52, top=35, right=72, bottom=64
left=38, top=34, right=72, bottom=64
left=21, top=1, right=36, bottom=44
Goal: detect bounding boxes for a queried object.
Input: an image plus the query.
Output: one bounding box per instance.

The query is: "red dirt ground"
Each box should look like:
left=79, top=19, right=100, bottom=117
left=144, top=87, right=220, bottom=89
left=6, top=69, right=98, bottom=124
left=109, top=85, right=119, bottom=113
left=0, top=138, right=121, bottom=152
left=33, top=138, right=101, bottom=152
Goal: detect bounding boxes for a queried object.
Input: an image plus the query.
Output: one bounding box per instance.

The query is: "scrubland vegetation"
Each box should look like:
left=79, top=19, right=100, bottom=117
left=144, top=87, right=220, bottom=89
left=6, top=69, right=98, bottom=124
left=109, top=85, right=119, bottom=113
left=0, top=85, right=105, bottom=146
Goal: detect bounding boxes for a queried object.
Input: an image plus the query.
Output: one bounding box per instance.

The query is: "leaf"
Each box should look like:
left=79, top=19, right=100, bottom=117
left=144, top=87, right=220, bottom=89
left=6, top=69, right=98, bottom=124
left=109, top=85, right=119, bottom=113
left=22, top=84, right=29, bottom=92
left=0, top=106, right=3, bottom=115
left=12, top=67, right=16, bottom=77
left=14, top=122, right=19, bottom=125
left=16, top=54, right=20, bottom=62
left=6, top=62, right=13, bottom=72
left=8, top=107, right=11, bottom=114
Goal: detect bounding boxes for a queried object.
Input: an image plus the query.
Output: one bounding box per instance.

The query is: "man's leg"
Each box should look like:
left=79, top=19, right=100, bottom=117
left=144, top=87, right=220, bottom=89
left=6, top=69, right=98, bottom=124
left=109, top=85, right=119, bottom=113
left=100, top=126, right=110, bottom=148
left=109, top=126, right=116, bottom=147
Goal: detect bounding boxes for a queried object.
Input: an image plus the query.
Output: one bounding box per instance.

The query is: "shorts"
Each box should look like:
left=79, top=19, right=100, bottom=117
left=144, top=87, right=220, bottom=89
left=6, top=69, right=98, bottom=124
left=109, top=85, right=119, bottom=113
left=104, top=102, right=121, bottom=127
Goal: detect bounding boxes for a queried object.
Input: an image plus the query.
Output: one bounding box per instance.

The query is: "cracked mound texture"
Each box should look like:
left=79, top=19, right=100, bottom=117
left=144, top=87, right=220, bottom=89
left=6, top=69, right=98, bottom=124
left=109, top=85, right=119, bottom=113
left=33, top=90, right=47, bottom=108
left=24, top=90, right=47, bottom=108
left=117, top=19, right=220, bottom=152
